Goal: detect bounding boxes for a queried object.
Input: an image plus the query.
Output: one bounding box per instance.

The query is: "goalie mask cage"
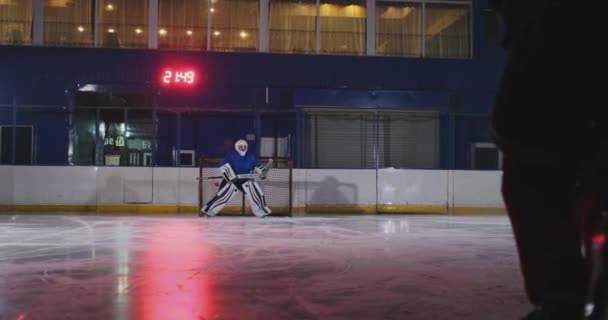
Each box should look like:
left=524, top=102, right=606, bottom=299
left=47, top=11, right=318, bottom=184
left=198, top=156, right=293, bottom=216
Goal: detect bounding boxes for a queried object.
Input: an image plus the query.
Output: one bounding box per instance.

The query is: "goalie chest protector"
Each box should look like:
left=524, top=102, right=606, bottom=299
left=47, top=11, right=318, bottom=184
left=220, top=152, right=260, bottom=175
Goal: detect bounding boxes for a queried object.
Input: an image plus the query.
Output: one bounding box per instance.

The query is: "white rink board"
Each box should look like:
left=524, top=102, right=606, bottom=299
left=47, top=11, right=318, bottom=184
left=1, top=166, right=505, bottom=211
left=305, top=169, right=377, bottom=206
left=0, top=166, right=13, bottom=204
left=179, top=168, right=200, bottom=206
left=13, top=166, right=97, bottom=205
left=291, top=169, right=307, bottom=209
left=152, top=168, right=180, bottom=205
left=451, top=170, right=504, bottom=208
left=97, top=167, right=154, bottom=204
left=378, top=168, right=449, bottom=207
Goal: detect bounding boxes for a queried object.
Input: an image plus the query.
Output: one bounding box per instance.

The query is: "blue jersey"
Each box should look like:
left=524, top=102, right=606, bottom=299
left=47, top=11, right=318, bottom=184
left=220, top=151, right=260, bottom=175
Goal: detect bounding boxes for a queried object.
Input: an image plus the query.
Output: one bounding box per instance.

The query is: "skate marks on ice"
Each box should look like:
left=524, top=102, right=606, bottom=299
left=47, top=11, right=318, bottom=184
left=0, top=215, right=528, bottom=320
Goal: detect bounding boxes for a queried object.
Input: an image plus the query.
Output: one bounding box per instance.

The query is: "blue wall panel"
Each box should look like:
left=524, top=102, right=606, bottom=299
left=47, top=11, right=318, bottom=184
left=190, top=112, right=256, bottom=159
left=0, top=46, right=505, bottom=112
left=16, top=107, right=67, bottom=165
left=260, top=113, right=297, bottom=159
left=156, top=111, right=177, bottom=166
left=293, top=89, right=452, bottom=111
left=0, top=107, right=12, bottom=125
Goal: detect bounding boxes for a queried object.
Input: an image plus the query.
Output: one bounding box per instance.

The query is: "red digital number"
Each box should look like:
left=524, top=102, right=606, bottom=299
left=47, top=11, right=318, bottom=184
left=161, top=69, right=196, bottom=86
left=185, top=71, right=194, bottom=84
left=162, top=70, right=172, bottom=84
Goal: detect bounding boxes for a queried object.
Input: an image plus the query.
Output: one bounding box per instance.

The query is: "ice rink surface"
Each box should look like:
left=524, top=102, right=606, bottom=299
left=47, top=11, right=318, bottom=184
left=0, top=214, right=529, bottom=320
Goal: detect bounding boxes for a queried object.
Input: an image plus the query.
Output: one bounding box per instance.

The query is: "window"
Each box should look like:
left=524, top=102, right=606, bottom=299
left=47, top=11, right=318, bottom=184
left=126, top=109, right=153, bottom=166
left=306, top=111, right=376, bottom=168
left=377, top=111, right=439, bottom=168
left=260, top=136, right=290, bottom=157
left=99, top=109, right=125, bottom=165
left=482, top=8, right=501, bottom=47
left=174, top=149, right=195, bottom=166
left=0, top=0, right=33, bottom=45
left=376, top=2, right=422, bottom=57
left=269, top=0, right=316, bottom=54
left=44, top=0, right=93, bottom=47
left=319, top=0, right=366, bottom=55
left=3, top=0, right=473, bottom=59
left=159, top=0, right=207, bottom=50
left=98, top=0, right=148, bottom=48
left=73, top=90, right=154, bottom=166
left=425, top=3, right=470, bottom=59
left=471, top=142, right=501, bottom=170
left=0, top=125, right=33, bottom=165
left=210, top=0, right=259, bottom=52
left=305, top=110, right=439, bottom=169
left=73, top=108, right=96, bottom=165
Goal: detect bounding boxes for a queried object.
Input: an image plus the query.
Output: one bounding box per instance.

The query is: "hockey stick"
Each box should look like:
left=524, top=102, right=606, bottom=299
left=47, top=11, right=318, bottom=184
left=258, top=158, right=273, bottom=179
left=205, top=159, right=273, bottom=180
left=204, top=173, right=261, bottom=180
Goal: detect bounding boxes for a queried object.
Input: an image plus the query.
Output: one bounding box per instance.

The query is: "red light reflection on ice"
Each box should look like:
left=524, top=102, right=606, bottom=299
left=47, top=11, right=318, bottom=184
left=135, top=224, right=215, bottom=320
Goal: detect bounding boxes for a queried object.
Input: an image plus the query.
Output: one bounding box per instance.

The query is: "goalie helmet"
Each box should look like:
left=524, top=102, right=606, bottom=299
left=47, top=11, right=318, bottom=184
left=235, top=139, right=248, bottom=156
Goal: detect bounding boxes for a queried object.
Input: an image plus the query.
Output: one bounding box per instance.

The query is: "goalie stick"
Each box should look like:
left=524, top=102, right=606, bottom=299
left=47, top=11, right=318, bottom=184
left=205, top=158, right=273, bottom=180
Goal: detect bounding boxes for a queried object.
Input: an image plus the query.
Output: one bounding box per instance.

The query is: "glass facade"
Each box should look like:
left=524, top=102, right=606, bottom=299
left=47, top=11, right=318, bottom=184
left=210, top=0, right=259, bottom=52
left=425, top=3, right=470, bottom=59
left=99, top=0, right=148, bottom=48
left=376, top=2, right=422, bottom=57
left=269, top=0, right=316, bottom=54
left=158, top=0, right=207, bottom=50
left=0, top=0, right=33, bottom=45
left=319, top=0, right=366, bottom=55
left=0, top=0, right=471, bottom=58
left=44, top=0, right=93, bottom=47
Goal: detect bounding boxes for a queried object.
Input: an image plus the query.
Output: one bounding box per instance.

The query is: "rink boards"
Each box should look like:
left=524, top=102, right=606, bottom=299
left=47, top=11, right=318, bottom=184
left=0, top=166, right=505, bottom=215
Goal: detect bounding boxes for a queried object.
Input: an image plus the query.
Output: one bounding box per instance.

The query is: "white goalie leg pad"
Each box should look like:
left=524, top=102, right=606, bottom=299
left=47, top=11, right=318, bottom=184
left=220, top=163, right=237, bottom=181
left=202, top=182, right=238, bottom=216
left=242, top=180, right=271, bottom=217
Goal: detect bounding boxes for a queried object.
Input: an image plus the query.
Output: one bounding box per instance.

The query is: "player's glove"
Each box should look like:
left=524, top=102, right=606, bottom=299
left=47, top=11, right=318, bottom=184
left=254, top=167, right=267, bottom=180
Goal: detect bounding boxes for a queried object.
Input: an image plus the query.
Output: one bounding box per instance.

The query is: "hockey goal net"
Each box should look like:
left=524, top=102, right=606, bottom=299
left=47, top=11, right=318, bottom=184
left=198, top=156, right=293, bottom=216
